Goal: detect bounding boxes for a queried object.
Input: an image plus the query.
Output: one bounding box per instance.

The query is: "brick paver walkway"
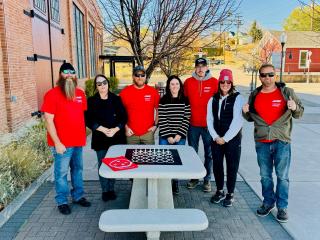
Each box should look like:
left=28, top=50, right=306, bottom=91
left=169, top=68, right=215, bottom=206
left=0, top=180, right=292, bottom=240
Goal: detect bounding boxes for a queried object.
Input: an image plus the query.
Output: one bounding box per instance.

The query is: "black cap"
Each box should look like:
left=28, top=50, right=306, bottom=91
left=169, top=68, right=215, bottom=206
left=195, top=58, right=207, bottom=67
left=133, top=65, right=146, bottom=74
left=59, top=62, right=75, bottom=73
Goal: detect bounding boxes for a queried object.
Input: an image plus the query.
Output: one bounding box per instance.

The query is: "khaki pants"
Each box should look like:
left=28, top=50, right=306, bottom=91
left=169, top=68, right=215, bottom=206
left=126, top=131, right=155, bottom=145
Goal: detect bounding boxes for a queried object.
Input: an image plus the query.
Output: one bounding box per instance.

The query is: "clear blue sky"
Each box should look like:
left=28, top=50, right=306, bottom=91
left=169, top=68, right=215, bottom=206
left=237, top=0, right=301, bottom=31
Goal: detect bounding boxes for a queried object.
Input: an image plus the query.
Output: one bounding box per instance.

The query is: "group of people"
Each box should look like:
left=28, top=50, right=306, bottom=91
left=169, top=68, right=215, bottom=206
left=42, top=59, right=303, bottom=224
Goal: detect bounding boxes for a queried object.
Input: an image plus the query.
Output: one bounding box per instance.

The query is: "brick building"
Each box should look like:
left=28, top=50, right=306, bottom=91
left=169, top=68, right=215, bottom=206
left=0, top=0, right=103, bottom=134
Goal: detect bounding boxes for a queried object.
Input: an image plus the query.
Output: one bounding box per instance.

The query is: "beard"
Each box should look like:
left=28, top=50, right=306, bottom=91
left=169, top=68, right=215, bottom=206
left=57, top=76, right=77, bottom=100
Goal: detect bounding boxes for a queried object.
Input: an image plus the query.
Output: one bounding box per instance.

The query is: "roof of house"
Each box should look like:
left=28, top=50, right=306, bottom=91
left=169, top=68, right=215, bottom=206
left=269, top=31, right=320, bottom=48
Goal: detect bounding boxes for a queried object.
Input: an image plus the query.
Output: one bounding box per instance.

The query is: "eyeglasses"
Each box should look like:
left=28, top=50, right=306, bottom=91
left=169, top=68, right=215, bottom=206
left=62, top=69, right=76, bottom=74
left=260, top=72, right=275, bottom=78
left=96, top=80, right=108, bottom=86
left=134, top=73, right=146, bottom=78
left=220, top=80, right=232, bottom=85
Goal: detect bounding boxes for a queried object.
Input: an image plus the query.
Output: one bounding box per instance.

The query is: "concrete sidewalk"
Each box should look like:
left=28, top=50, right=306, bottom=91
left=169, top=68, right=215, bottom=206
left=1, top=83, right=319, bottom=239
left=0, top=123, right=293, bottom=240
left=1, top=179, right=292, bottom=240
left=239, top=84, right=320, bottom=240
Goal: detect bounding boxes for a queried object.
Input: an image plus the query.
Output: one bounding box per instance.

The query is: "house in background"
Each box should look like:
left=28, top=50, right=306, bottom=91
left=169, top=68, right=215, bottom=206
left=238, top=32, right=253, bottom=45
left=0, top=0, right=103, bottom=134
left=255, top=31, right=320, bottom=82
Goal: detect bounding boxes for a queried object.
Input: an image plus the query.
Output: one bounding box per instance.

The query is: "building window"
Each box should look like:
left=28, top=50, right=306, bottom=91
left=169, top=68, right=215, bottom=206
left=50, top=0, right=60, bottom=23
left=299, top=50, right=308, bottom=69
left=73, top=4, right=86, bottom=79
left=89, top=23, right=96, bottom=77
left=34, top=0, right=46, bottom=13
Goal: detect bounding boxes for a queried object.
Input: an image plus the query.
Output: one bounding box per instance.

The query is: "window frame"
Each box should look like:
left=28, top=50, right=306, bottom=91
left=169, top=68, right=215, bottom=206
left=299, top=50, right=308, bottom=69
left=89, top=23, right=96, bottom=78
left=50, top=0, right=60, bottom=23
left=33, top=0, right=47, bottom=14
left=73, top=4, right=86, bottom=79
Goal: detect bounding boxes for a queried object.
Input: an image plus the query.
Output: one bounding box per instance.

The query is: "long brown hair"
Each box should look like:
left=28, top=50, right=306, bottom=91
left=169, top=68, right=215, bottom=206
left=163, top=75, right=185, bottom=102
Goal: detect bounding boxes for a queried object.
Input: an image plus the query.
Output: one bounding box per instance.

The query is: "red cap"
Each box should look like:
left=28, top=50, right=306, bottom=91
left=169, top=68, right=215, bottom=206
left=218, top=69, right=233, bottom=82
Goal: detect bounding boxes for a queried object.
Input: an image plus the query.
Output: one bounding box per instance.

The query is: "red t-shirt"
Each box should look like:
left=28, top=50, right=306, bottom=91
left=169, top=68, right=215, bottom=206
left=120, top=84, right=160, bottom=136
left=41, top=87, right=87, bottom=147
left=184, top=76, right=218, bottom=127
left=254, top=88, right=286, bottom=142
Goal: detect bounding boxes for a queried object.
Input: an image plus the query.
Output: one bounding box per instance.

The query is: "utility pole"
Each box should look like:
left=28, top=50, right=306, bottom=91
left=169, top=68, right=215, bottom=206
left=311, top=0, right=315, bottom=31
left=234, top=14, right=243, bottom=54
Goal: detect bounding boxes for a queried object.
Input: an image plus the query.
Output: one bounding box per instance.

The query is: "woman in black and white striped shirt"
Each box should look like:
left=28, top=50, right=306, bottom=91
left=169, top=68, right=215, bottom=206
left=158, top=75, right=191, bottom=194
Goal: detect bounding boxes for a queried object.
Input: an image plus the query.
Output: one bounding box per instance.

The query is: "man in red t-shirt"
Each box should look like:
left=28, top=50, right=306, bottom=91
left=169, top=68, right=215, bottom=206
left=184, top=58, right=218, bottom=192
left=41, top=63, right=91, bottom=215
left=243, top=63, right=304, bottom=223
left=120, top=66, right=160, bottom=144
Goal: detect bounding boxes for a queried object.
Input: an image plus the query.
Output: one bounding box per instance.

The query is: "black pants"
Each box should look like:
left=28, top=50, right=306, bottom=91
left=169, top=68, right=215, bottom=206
left=211, top=133, right=241, bottom=193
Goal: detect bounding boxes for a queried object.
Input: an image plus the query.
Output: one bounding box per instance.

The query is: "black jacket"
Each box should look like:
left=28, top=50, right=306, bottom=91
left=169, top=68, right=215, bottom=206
left=211, top=92, right=240, bottom=137
left=85, top=92, right=127, bottom=151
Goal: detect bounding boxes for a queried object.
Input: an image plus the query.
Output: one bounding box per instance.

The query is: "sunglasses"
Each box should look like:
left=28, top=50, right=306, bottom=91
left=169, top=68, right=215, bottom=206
left=260, top=72, right=275, bottom=78
left=96, top=80, right=108, bottom=86
left=62, top=69, right=76, bottom=74
left=134, top=73, right=146, bottom=78
left=220, top=80, right=232, bottom=84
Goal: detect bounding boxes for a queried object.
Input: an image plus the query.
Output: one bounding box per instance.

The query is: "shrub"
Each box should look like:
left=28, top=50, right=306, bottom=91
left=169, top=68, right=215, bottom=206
left=0, top=120, right=52, bottom=209
left=85, top=76, right=119, bottom=98
left=85, top=78, right=95, bottom=97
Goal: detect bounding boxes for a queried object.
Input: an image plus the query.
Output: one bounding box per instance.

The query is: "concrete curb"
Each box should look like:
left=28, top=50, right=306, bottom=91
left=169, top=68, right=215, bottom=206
left=0, top=165, right=53, bottom=228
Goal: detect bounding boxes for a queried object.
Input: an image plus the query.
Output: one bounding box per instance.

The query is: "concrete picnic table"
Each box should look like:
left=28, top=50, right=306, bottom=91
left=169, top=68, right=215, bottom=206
left=99, top=144, right=209, bottom=240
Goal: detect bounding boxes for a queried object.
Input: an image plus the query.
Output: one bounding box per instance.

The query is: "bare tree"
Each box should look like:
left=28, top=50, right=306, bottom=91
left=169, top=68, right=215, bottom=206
left=93, top=0, right=238, bottom=79
left=159, top=46, right=194, bottom=77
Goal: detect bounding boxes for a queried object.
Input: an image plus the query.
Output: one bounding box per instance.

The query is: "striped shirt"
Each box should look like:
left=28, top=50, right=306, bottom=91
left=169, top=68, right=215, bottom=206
left=158, top=96, right=191, bottom=138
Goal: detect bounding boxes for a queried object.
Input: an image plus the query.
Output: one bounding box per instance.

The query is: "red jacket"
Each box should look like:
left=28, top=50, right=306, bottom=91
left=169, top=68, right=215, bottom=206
left=184, top=73, right=218, bottom=127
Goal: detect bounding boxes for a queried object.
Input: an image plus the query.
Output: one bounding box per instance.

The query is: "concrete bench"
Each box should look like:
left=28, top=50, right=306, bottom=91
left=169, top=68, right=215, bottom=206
left=99, top=208, right=208, bottom=232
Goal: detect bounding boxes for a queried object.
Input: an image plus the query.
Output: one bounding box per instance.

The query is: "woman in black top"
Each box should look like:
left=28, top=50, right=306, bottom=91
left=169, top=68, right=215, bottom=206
left=158, top=75, right=191, bottom=194
left=85, top=74, right=127, bottom=201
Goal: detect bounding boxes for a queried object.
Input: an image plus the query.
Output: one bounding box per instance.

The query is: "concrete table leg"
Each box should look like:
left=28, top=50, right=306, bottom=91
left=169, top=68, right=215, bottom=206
left=147, top=179, right=160, bottom=240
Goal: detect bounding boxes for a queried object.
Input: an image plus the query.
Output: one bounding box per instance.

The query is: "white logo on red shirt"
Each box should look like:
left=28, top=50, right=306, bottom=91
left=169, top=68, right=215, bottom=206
left=272, top=99, right=282, bottom=107
left=144, top=95, right=151, bottom=102
left=75, top=96, right=83, bottom=103
left=203, top=86, right=211, bottom=93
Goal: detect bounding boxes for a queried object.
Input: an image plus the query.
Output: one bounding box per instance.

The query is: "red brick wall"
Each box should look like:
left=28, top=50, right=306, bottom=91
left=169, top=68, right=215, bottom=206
left=0, top=1, right=9, bottom=133
left=0, top=0, right=37, bottom=133
left=0, top=0, right=103, bottom=134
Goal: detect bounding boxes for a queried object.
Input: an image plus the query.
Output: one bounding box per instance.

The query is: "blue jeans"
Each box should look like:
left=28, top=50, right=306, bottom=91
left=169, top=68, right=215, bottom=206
left=159, top=137, right=186, bottom=186
left=159, top=137, right=186, bottom=145
left=255, top=140, right=291, bottom=209
left=187, top=125, right=213, bottom=181
left=96, top=150, right=115, bottom=192
left=50, top=147, right=84, bottom=205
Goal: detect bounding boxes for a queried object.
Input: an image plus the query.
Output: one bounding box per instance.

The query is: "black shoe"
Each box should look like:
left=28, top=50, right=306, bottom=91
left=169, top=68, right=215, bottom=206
left=102, top=191, right=117, bottom=201
left=210, top=190, right=226, bottom=204
left=277, top=208, right=288, bottom=223
left=223, top=193, right=234, bottom=207
left=102, top=192, right=109, bottom=202
left=108, top=191, right=117, bottom=200
left=73, top=197, right=91, bottom=207
left=256, top=204, right=275, bottom=217
left=172, top=181, right=180, bottom=195
left=58, top=204, right=71, bottom=215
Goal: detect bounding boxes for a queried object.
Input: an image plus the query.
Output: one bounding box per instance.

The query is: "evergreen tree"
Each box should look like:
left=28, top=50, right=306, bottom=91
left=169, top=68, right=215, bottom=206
left=249, top=21, right=263, bottom=42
